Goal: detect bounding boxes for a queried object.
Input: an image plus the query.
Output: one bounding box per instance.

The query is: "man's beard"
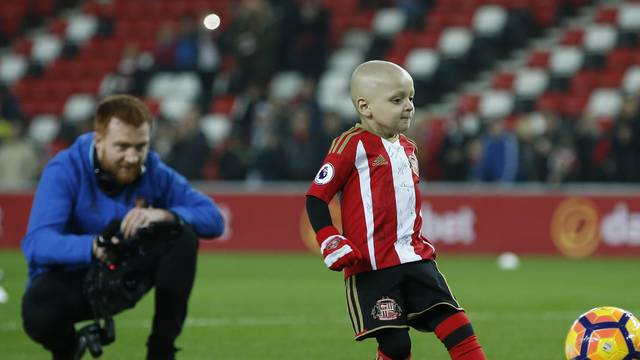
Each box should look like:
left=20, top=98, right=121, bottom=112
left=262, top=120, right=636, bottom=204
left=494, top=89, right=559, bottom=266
left=100, top=153, right=142, bottom=185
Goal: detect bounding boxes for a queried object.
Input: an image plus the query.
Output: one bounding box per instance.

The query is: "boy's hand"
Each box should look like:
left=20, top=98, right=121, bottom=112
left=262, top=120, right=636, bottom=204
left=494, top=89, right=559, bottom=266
left=317, top=226, right=362, bottom=271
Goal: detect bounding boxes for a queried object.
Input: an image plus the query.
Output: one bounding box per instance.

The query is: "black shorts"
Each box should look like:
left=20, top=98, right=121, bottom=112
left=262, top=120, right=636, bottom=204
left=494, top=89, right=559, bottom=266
left=344, top=259, right=463, bottom=340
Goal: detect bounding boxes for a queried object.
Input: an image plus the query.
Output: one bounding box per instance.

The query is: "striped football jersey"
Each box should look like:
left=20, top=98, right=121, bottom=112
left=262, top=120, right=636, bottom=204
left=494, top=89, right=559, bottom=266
left=307, top=125, right=435, bottom=277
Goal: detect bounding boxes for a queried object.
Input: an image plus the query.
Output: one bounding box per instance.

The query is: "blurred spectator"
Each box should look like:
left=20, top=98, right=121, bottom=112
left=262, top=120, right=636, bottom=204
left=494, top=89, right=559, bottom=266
left=196, top=23, right=222, bottom=106
left=395, top=0, right=432, bottom=29
left=99, top=43, right=142, bottom=96
left=0, top=85, right=23, bottom=123
left=437, top=117, right=471, bottom=181
left=223, top=0, right=279, bottom=92
left=473, top=117, right=519, bottom=182
left=278, top=0, right=330, bottom=79
left=175, top=15, right=199, bottom=70
left=250, top=103, right=288, bottom=180
left=290, top=78, right=323, bottom=132
left=611, top=120, right=639, bottom=182
left=218, top=137, right=252, bottom=180
left=514, top=114, right=548, bottom=182
left=165, top=105, right=210, bottom=180
left=0, top=122, right=39, bottom=187
left=574, top=115, right=612, bottom=182
left=547, top=133, right=577, bottom=184
left=153, top=23, right=177, bottom=70
left=318, top=111, right=347, bottom=155
left=282, top=105, right=324, bottom=180
left=229, top=83, right=264, bottom=145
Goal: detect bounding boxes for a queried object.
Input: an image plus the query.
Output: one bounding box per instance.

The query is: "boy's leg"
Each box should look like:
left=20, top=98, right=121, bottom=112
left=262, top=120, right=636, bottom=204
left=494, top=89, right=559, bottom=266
left=402, top=260, right=486, bottom=359
left=375, top=328, right=411, bottom=360
left=432, top=310, right=487, bottom=360
left=21, top=270, right=93, bottom=360
left=147, top=224, right=199, bottom=360
left=345, top=268, right=410, bottom=358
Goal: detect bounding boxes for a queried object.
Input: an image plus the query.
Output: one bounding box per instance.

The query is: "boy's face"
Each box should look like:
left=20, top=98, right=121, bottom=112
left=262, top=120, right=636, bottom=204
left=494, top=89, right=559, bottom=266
left=358, top=69, right=415, bottom=139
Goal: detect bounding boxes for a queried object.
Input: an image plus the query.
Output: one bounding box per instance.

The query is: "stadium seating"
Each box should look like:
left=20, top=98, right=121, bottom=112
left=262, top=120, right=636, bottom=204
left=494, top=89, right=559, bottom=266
left=442, top=0, right=640, bottom=130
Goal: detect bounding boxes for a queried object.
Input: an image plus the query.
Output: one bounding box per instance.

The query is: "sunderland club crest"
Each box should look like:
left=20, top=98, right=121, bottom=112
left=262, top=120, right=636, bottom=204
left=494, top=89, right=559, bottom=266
left=371, top=297, right=402, bottom=321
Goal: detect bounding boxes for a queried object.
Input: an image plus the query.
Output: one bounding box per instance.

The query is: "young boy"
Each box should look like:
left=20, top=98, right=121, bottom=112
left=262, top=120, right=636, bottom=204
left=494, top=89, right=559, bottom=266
left=306, top=61, right=487, bottom=360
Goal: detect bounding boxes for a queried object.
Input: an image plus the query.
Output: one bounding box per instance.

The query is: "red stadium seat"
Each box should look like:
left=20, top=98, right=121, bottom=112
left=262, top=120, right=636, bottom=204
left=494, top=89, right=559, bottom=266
left=457, top=94, right=480, bottom=114
left=527, top=50, right=550, bottom=68
left=492, top=72, right=515, bottom=89
left=594, top=6, right=619, bottom=24
left=536, top=92, right=562, bottom=113
left=606, top=47, right=635, bottom=70
left=561, top=93, right=589, bottom=119
left=570, top=70, right=599, bottom=95
left=560, top=28, right=584, bottom=46
left=598, top=68, right=625, bottom=88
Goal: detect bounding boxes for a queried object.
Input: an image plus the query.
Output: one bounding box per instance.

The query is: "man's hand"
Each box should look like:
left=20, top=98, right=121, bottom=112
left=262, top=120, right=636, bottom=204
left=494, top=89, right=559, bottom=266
left=120, top=207, right=175, bottom=240
left=93, top=220, right=120, bottom=262
left=317, top=226, right=362, bottom=271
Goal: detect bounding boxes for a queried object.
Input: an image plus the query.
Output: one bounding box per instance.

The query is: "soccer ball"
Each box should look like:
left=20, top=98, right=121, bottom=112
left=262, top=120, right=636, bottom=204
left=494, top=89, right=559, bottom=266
left=565, top=306, right=640, bottom=360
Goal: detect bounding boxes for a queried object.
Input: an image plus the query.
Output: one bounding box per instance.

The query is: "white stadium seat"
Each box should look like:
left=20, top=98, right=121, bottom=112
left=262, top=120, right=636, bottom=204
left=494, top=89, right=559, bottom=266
left=341, top=29, right=373, bottom=52
left=618, top=4, right=640, bottom=32
left=160, top=98, right=190, bottom=122
left=65, top=13, right=98, bottom=44
left=63, top=94, right=96, bottom=123
left=473, top=5, right=507, bottom=37
left=404, top=48, right=439, bottom=79
left=269, top=71, right=304, bottom=102
left=200, top=113, right=231, bottom=145
left=0, top=54, right=27, bottom=84
left=583, top=25, right=617, bottom=53
left=549, top=46, right=583, bottom=76
left=318, top=69, right=350, bottom=110
left=28, top=114, right=60, bottom=144
left=31, top=33, right=62, bottom=65
left=479, top=90, right=514, bottom=119
left=439, top=27, right=473, bottom=58
left=587, top=89, right=622, bottom=118
left=147, top=73, right=201, bottom=102
left=622, top=66, right=640, bottom=94
left=514, top=69, right=548, bottom=98
left=372, top=8, right=406, bottom=37
left=173, top=73, right=201, bottom=101
left=328, top=48, right=364, bottom=74
left=147, top=73, right=174, bottom=100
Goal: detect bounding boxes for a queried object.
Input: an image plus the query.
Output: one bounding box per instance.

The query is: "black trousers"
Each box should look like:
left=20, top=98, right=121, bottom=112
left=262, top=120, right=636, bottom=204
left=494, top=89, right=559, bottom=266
left=21, top=225, right=199, bottom=360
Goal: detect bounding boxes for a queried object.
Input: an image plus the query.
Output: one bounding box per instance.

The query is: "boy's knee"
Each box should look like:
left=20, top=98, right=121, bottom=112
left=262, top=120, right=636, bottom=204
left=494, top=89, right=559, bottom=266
left=376, top=328, right=411, bottom=360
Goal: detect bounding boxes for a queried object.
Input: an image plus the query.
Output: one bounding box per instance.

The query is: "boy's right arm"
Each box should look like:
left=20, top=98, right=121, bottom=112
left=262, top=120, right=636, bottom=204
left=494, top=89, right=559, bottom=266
left=306, top=195, right=361, bottom=271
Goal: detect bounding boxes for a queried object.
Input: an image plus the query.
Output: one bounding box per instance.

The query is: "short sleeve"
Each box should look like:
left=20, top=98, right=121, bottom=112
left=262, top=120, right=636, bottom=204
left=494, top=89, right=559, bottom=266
left=306, top=149, right=353, bottom=203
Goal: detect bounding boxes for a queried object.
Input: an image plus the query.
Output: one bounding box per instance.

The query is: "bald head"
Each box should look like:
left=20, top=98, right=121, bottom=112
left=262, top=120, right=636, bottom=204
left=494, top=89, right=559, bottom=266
left=350, top=60, right=412, bottom=106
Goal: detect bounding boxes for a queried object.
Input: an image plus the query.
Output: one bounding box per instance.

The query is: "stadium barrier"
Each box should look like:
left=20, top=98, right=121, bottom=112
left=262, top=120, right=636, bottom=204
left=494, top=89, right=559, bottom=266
left=1, top=184, right=639, bottom=258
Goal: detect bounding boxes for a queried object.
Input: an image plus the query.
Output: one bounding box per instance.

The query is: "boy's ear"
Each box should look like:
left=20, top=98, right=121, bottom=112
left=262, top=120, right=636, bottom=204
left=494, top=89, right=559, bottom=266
left=356, top=97, right=371, bottom=117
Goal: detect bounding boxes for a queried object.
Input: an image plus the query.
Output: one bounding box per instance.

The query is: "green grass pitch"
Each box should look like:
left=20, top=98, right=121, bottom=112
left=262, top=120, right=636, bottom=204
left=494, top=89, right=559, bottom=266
left=0, top=250, right=638, bottom=359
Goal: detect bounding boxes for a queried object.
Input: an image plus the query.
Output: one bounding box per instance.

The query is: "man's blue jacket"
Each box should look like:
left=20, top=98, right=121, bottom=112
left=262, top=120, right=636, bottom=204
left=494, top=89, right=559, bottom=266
left=22, top=132, right=225, bottom=282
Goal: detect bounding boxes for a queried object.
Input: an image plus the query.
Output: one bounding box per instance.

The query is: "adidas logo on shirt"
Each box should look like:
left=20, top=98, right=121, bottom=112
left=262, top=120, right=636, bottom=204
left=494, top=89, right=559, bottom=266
left=372, top=154, right=388, bottom=167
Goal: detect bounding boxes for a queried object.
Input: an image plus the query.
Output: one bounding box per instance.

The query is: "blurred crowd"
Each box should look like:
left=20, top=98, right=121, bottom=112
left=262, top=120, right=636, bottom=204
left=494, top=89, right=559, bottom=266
left=0, top=0, right=639, bottom=188
left=431, top=96, right=640, bottom=184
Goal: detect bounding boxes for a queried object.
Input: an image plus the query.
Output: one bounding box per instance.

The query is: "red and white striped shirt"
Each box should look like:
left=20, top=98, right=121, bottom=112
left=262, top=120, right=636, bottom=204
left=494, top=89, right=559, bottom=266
left=307, top=125, right=435, bottom=277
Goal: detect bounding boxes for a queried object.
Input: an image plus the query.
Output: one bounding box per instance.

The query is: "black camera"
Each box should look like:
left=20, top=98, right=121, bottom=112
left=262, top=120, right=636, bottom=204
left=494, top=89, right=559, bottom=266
left=79, top=220, right=182, bottom=358
left=86, top=219, right=182, bottom=317
left=75, top=317, right=115, bottom=359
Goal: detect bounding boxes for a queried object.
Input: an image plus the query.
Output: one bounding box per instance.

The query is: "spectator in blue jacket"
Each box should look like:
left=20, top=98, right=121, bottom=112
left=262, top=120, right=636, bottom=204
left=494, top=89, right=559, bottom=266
left=21, top=94, right=225, bottom=360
